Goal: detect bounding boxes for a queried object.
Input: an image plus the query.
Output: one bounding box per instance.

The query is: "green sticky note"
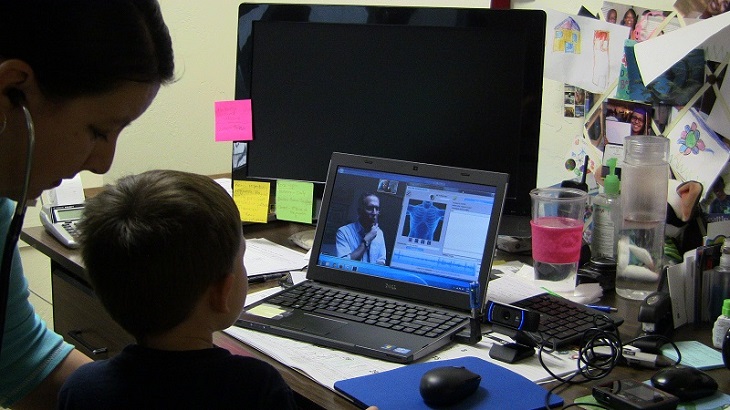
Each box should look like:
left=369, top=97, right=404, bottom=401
left=275, top=180, right=313, bottom=224
left=661, top=341, right=725, bottom=370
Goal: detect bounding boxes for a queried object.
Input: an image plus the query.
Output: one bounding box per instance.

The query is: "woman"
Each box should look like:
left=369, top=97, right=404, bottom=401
left=0, top=1, right=174, bottom=408
left=621, top=8, right=637, bottom=33
left=630, top=107, right=649, bottom=135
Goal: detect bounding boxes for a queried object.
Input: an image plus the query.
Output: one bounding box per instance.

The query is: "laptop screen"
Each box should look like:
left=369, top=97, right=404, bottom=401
left=311, top=156, right=505, bottom=309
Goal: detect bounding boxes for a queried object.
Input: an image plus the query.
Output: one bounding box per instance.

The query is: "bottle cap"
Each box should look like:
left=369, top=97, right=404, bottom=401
left=723, top=299, right=730, bottom=317
left=604, top=157, right=620, bottom=195
left=624, top=135, right=669, bottom=164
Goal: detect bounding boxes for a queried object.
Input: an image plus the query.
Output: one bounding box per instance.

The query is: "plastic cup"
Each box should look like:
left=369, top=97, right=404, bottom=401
left=530, top=187, right=588, bottom=292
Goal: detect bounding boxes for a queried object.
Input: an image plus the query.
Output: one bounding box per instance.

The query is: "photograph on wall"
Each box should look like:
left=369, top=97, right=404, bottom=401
left=564, top=85, right=587, bottom=117
left=600, top=2, right=679, bottom=40
left=674, top=0, right=730, bottom=19
left=604, top=98, right=653, bottom=145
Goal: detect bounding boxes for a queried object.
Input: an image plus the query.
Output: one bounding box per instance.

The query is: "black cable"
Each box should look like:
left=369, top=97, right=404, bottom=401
left=0, top=103, right=35, bottom=359
left=533, top=312, right=626, bottom=409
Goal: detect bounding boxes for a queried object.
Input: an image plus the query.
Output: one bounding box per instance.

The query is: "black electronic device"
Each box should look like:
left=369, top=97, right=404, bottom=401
left=484, top=301, right=540, bottom=364
left=635, top=291, right=674, bottom=353
left=419, top=366, right=481, bottom=407
left=593, top=379, right=680, bottom=410
left=511, top=293, right=624, bottom=350
left=485, top=301, right=540, bottom=332
left=231, top=3, right=546, bottom=237
left=650, top=366, right=718, bottom=402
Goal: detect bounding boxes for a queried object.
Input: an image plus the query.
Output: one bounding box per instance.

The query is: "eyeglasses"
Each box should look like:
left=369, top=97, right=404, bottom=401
left=630, top=115, right=644, bottom=123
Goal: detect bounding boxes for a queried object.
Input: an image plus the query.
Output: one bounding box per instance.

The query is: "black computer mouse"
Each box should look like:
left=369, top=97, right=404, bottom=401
left=650, top=365, right=718, bottom=401
left=419, top=366, right=482, bottom=407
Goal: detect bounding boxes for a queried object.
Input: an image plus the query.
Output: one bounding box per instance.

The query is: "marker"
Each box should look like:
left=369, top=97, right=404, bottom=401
left=586, top=304, right=618, bottom=313
left=248, top=272, right=288, bottom=284
left=467, top=282, right=483, bottom=344
left=469, top=281, right=480, bottom=318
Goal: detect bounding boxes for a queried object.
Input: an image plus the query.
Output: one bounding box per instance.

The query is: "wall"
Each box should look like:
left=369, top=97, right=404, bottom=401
left=113, top=0, right=604, bottom=186
left=23, top=0, right=674, bottom=229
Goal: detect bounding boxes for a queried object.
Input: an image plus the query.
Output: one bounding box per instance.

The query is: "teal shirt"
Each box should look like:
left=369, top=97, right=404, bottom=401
left=0, top=198, right=73, bottom=406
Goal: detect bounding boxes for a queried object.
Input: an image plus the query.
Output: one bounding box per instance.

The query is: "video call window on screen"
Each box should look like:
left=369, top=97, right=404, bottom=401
left=316, top=166, right=497, bottom=292
left=391, top=186, right=494, bottom=283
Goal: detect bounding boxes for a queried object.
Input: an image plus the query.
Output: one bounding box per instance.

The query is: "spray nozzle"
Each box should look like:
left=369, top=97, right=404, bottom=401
left=604, top=157, right=620, bottom=195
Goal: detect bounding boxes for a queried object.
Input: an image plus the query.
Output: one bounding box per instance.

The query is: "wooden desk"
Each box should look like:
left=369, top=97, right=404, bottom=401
left=21, top=223, right=730, bottom=409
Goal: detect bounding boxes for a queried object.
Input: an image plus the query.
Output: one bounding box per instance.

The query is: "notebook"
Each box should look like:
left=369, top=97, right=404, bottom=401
left=236, top=152, right=509, bottom=363
left=334, top=356, right=564, bottom=409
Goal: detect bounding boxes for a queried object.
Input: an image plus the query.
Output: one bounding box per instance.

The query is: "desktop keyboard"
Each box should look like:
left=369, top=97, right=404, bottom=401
left=512, top=294, right=624, bottom=350
left=267, top=282, right=468, bottom=338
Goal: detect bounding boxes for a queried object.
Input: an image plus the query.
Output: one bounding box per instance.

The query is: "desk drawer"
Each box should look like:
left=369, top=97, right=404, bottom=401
left=52, top=268, right=134, bottom=359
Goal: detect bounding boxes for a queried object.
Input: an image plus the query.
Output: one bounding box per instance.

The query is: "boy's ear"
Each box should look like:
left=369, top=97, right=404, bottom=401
left=209, top=274, right=236, bottom=314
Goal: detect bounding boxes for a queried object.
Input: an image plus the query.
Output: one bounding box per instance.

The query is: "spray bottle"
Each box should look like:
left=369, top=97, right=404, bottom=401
left=592, top=158, right=621, bottom=260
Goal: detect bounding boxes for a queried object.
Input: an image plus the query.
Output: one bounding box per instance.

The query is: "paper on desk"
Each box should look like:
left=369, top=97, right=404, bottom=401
left=244, top=238, right=307, bottom=277
left=487, top=265, right=602, bottom=304
left=666, top=262, right=688, bottom=328
left=223, top=324, right=577, bottom=389
left=225, top=286, right=578, bottom=390
left=660, top=340, right=726, bottom=370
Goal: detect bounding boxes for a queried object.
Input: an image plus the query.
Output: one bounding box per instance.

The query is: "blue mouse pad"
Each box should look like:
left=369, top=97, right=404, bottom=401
left=334, top=356, right=563, bottom=410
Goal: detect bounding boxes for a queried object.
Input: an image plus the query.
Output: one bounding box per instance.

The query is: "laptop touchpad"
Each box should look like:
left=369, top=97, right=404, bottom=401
left=281, top=313, right=347, bottom=336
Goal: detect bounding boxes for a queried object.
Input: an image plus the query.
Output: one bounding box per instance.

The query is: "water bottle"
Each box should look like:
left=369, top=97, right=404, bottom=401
left=616, top=135, right=669, bottom=300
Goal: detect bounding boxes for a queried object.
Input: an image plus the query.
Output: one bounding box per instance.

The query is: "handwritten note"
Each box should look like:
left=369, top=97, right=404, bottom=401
left=233, top=180, right=270, bottom=223
left=214, top=99, right=253, bottom=142
left=275, top=180, right=314, bottom=224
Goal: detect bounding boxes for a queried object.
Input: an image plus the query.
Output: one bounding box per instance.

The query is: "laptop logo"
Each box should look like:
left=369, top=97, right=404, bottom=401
left=385, top=283, right=397, bottom=291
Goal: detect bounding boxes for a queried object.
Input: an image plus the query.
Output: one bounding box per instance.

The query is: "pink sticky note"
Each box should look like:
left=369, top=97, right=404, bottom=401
left=214, top=99, right=253, bottom=142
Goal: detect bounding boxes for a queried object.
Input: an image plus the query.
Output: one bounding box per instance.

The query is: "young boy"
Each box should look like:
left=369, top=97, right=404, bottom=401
left=57, top=170, right=296, bottom=409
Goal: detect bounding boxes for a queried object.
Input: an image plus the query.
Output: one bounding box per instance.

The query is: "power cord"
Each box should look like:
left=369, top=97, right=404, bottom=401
left=528, top=313, right=683, bottom=410
left=0, top=101, right=35, bottom=358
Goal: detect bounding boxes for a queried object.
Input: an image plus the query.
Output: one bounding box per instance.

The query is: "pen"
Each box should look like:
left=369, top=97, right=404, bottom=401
left=248, top=272, right=288, bottom=284
left=586, top=304, right=618, bottom=313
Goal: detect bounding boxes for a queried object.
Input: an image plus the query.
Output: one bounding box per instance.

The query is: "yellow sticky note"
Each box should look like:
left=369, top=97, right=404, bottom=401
left=275, top=180, right=314, bottom=224
left=233, top=180, right=270, bottom=223
left=247, top=303, right=288, bottom=319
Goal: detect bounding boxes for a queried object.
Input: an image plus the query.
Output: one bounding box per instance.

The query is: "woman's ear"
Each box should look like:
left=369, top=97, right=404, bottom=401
left=209, top=274, right=236, bottom=314
left=0, top=59, right=35, bottom=110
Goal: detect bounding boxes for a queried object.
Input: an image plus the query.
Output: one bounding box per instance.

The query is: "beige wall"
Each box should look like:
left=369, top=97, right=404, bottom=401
left=23, top=0, right=672, bottom=229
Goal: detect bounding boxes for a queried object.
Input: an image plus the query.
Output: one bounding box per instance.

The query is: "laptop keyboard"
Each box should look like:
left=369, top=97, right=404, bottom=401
left=268, top=282, right=468, bottom=338
left=512, top=294, right=623, bottom=349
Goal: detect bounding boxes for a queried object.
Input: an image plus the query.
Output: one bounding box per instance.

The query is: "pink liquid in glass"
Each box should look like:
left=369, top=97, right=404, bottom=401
left=530, top=216, right=583, bottom=263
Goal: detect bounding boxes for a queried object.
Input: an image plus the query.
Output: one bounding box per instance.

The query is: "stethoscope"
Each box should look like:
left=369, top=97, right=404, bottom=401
left=0, top=100, right=35, bottom=357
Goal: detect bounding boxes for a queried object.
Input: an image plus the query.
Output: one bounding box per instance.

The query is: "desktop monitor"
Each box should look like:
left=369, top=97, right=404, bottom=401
left=232, top=3, right=546, bottom=236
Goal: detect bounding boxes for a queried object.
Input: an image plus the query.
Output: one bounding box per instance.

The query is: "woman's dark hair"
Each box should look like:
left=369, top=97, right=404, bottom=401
left=0, top=0, right=175, bottom=98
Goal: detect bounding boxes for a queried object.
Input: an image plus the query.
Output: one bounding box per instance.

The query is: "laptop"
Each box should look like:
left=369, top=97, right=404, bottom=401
left=236, top=152, right=509, bottom=363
